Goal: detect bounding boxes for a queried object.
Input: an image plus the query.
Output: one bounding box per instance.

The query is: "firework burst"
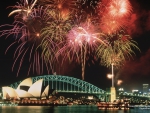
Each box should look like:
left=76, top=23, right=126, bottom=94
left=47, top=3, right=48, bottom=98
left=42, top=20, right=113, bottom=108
left=39, top=8, right=74, bottom=64
left=96, top=30, right=140, bottom=87
left=96, top=30, right=140, bottom=68
left=41, top=9, right=73, bottom=41
left=98, top=0, right=132, bottom=34
left=0, top=6, right=53, bottom=76
left=57, top=19, right=107, bottom=80
left=99, top=14, right=129, bottom=34
left=107, top=0, right=132, bottom=18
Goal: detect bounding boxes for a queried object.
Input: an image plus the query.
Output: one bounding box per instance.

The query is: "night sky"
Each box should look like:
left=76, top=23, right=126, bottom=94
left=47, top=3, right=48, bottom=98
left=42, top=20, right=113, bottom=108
left=0, top=0, right=150, bottom=92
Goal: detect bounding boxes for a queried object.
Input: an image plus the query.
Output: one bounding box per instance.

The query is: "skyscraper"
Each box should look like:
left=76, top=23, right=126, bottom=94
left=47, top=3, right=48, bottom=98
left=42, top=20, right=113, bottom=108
left=143, top=84, right=149, bottom=94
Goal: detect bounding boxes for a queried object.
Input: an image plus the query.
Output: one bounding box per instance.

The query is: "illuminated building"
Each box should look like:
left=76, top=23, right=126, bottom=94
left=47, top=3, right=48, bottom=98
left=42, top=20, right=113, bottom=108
left=143, top=84, right=149, bottom=95
left=2, top=78, right=54, bottom=100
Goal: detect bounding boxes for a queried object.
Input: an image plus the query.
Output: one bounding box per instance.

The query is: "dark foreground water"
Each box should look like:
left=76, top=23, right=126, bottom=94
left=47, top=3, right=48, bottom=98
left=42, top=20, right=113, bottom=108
left=0, top=105, right=150, bottom=113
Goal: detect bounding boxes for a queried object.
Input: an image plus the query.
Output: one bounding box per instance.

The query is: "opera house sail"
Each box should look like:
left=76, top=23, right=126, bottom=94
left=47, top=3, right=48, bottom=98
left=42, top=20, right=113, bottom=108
left=2, top=78, right=50, bottom=100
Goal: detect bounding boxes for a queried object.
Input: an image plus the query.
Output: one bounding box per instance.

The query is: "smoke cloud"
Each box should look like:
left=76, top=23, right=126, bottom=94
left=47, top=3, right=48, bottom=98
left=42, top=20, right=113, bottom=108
left=127, top=0, right=150, bottom=36
left=118, top=49, right=150, bottom=82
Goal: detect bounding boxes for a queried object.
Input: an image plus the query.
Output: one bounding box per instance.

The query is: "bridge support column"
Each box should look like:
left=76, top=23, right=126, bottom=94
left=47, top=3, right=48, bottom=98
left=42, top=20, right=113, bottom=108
left=110, top=87, right=116, bottom=102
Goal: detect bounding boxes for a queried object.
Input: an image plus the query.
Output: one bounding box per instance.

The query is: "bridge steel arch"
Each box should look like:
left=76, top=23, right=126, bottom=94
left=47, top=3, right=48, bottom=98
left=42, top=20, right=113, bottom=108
left=10, top=75, right=106, bottom=96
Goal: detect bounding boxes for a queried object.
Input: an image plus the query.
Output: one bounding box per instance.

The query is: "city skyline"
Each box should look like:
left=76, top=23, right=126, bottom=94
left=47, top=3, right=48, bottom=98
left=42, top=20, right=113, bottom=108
left=0, top=0, right=150, bottom=92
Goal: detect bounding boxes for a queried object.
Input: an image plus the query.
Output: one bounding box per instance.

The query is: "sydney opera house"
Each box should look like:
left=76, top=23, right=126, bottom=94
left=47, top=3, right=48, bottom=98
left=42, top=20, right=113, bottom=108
left=1, top=77, right=56, bottom=104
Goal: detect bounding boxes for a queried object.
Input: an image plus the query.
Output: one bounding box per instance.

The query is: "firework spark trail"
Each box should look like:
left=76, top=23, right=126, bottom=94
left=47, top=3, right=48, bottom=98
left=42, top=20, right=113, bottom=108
left=8, top=0, right=37, bottom=17
left=39, top=36, right=60, bottom=73
left=0, top=4, right=53, bottom=76
left=41, top=10, right=73, bottom=41
left=39, top=7, right=74, bottom=65
left=38, top=0, right=80, bottom=15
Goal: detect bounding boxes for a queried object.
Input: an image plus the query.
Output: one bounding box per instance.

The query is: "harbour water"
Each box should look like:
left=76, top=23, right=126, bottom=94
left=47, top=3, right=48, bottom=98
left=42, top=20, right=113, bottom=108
left=0, top=105, right=150, bottom=113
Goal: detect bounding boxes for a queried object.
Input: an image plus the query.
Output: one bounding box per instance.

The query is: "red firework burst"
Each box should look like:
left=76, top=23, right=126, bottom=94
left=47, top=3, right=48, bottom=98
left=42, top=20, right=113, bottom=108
left=98, top=0, right=132, bottom=34
left=107, top=0, right=132, bottom=18
left=100, top=14, right=129, bottom=34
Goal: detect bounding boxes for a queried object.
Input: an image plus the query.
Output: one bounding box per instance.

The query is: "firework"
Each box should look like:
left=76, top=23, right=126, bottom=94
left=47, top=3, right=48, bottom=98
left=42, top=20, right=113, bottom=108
left=100, top=14, right=129, bottom=34
left=97, top=30, right=140, bottom=68
left=99, top=0, right=132, bottom=18
left=38, top=0, right=80, bottom=15
left=96, top=30, right=140, bottom=86
left=8, top=0, right=37, bottom=17
left=80, top=0, right=99, bottom=15
left=107, top=74, right=112, bottom=79
left=41, top=9, right=73, bottom=41
left=0, top=6, right=53, bottom=76
left=98, top=0, right=132, bottom=34
left=39, top=8, right=74, bottom=63
left=107, top=0, right=132, bottom=18
left=117, top=80, right=123, bottom=85
left=57, top=19, right=107, bottom=80
left=0, top=0, right=140, bottom=80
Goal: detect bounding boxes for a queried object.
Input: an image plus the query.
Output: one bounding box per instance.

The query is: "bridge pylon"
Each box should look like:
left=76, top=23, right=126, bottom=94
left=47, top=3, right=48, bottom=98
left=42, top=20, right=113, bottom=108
left=110, top=86, right=116, bottom=102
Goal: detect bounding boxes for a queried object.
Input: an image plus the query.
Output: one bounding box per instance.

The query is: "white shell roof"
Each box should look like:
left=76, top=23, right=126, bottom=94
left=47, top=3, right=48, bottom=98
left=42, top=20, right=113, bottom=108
left=2, top=86, right=19, bottom=98
left=28, top=79, right=43, bottom=97
left=17, top=77, right=32, bottom=90
left=15, top=89, right=33, bottom=98
left=41, top=85, right=49, bottom=97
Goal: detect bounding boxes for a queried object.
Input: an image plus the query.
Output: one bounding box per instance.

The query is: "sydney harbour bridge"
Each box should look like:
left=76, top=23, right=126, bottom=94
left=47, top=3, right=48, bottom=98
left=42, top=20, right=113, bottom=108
left=9, top=75, right=150, bottom=103
left=9, top=75, right=108, bottom=101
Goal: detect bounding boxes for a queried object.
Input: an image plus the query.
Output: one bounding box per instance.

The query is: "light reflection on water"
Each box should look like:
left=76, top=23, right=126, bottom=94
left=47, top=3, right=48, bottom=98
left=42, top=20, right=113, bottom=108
left=0, top=105, right=150, bottom=113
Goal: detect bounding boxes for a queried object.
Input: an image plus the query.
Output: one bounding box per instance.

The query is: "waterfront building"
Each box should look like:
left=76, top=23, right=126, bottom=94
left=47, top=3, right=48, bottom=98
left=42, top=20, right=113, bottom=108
left=2, top=77, right=56, bottom=100
left=132, top=89, right=139, bottom=96
left=118, top=88, right=124, bottom=95
left=143, top=84, right=149, bottom=95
